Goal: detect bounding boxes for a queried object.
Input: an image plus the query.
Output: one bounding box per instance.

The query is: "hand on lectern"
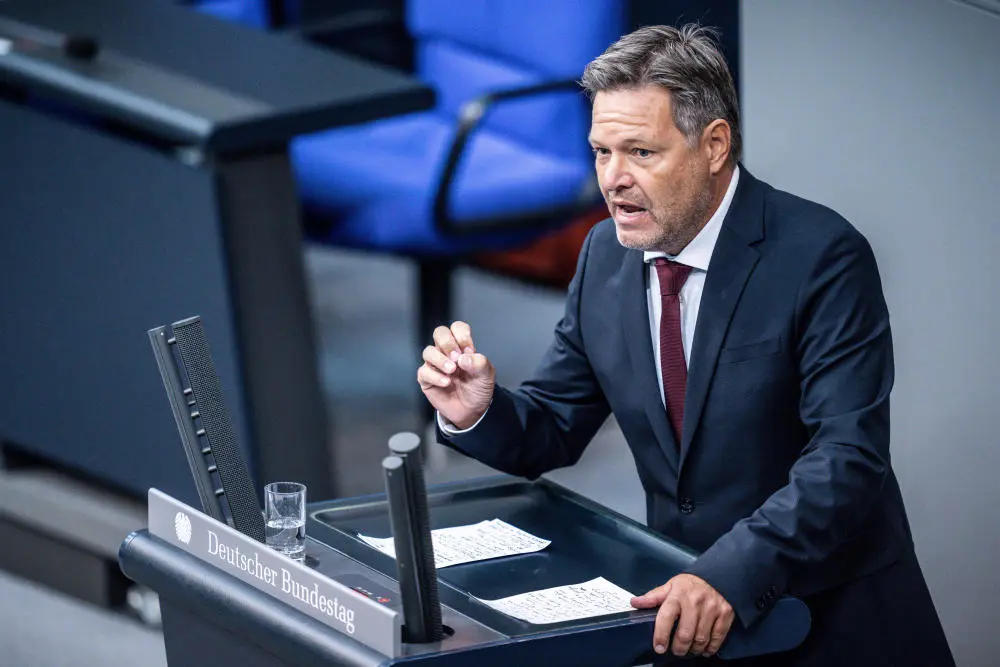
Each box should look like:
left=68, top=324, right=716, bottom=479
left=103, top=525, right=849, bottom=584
left=631, top=573, right=734, bottom=658
left=418, top=321, right=495, bottom=430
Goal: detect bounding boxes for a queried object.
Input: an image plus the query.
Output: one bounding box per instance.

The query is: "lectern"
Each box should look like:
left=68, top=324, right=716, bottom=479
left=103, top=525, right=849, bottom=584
left=123, top=320, right=810, bottom=665
left=121, top=474, right=811, bottom=666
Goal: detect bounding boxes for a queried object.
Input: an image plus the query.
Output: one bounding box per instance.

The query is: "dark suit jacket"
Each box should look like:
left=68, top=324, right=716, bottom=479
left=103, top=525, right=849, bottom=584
left=439, top=169, right=945, bottom=653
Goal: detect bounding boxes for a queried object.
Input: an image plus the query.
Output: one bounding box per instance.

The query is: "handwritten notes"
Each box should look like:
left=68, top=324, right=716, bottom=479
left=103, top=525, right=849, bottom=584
left=477, top=577, right=636, bottom=624
left=359, top=519, right=550, bottom=569
left=360, top=520, right=636, bottom=624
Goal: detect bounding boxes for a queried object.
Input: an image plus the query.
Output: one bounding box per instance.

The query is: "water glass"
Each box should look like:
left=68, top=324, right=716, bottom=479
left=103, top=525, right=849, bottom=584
left=264, top=482, right=306, bottom=560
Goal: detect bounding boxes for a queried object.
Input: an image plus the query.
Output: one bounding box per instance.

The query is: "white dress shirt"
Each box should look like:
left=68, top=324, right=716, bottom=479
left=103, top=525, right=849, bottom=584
left=441, top=166, right=740, bottom=431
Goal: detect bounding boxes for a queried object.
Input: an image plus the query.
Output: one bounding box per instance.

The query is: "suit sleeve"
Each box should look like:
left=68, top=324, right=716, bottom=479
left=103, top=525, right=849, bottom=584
left=437, top=225, right=611, bottom=480
left=686, top=227, right=894, bottom=627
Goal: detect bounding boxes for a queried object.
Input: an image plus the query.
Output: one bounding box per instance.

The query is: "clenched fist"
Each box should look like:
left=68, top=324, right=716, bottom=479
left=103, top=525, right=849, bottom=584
left=417, top=321, right=495, bottom=429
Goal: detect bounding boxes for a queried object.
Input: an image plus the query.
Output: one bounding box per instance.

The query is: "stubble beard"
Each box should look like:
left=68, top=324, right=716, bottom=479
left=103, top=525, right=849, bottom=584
left=616, top=187, right=714, bottom=255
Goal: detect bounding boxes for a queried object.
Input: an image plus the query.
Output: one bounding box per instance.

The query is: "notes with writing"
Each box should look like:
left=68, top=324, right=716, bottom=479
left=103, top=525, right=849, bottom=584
left=476, top=577, right=636, bottom=625
left=359, top=519, right=550, bottom=568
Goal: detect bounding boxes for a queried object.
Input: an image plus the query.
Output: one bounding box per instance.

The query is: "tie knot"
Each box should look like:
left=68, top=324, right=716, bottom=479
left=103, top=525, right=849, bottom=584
left=654, top=258, right=692, bottom=296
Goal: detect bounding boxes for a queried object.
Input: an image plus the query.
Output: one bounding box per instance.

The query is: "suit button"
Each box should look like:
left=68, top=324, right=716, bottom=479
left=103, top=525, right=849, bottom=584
left=755, top=598, right=766, bottom=611
left=679, top=498, right=695, bottom=514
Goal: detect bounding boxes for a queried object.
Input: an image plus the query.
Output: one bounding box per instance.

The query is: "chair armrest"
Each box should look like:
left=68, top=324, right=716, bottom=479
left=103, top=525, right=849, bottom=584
left=433, top=79, right=599, bottom=237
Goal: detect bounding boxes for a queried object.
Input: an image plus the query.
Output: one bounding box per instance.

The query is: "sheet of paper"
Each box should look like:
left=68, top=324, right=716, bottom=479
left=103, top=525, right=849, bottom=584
left=475, top=576, right=636, bottom=625
left=358, top=519, right=550, bottom=568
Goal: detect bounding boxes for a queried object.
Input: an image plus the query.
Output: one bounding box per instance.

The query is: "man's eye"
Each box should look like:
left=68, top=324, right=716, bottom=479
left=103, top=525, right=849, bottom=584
left=633, top=148, right=652, bottom=158
left=592, top=147, right=610, bottom=156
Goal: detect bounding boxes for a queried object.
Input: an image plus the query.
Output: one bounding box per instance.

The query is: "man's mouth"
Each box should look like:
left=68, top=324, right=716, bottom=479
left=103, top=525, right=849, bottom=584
left=612, top=202, right=649, bottom=222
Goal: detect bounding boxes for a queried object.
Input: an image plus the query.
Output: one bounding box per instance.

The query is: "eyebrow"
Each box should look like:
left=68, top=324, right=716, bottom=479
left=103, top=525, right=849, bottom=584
left=588, top=137, right=654, bottom=147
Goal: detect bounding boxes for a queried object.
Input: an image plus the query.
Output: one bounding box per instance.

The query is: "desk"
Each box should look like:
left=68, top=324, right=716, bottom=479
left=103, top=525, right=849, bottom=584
left=120, top=478, right=811, bottom=666
left=0, top=0, right=433, bottom=504
left=0, top=0, right=432, bottom=607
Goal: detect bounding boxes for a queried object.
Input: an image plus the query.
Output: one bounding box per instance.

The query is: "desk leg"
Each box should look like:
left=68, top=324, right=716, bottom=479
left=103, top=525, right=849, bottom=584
left=416, top=259, right=454, bottom=422
left=214, top=150, right=335, bottom=499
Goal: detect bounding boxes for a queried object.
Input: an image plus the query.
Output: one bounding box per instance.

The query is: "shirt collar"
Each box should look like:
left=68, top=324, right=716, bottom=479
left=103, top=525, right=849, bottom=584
left=643, top=165, right=740, bottom=271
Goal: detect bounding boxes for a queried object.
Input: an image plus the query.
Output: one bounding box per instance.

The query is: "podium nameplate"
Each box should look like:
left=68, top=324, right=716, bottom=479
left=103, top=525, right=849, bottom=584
left=148, top=488, right=401, bottom=657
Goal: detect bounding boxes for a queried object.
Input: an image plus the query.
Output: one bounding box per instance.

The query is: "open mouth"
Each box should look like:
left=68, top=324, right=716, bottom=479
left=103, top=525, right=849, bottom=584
left=614, top=203, right=648, bottom=222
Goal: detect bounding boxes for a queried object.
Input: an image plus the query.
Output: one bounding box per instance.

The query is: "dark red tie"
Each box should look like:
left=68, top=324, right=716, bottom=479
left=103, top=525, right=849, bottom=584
left=654, top=258, right=692, bottom=444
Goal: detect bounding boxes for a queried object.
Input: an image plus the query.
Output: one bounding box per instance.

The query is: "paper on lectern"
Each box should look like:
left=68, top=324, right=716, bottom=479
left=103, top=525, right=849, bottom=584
left=475, top=576, right=637, bottom=625
left=358, top=518, right=550, bottom=568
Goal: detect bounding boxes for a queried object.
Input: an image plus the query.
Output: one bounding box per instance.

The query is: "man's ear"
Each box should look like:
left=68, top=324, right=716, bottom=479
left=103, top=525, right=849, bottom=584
left=702, top=119, right=732, bottom=174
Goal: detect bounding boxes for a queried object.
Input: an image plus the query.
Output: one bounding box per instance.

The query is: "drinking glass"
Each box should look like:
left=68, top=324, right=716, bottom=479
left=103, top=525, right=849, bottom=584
left=264, top=482, right=306, bottom=560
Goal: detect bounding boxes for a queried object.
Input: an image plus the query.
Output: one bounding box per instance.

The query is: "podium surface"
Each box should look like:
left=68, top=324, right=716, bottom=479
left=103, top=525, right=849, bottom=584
left=121, top=478, right=810, bottom=666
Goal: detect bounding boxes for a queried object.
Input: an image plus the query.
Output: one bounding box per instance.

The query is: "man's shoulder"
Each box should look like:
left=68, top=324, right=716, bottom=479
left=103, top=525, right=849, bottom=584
left=753, top=177, right=871, bottom=255
left=588, top=216, right=620, bottom=246
left=580, top=216, right=629, bottom=264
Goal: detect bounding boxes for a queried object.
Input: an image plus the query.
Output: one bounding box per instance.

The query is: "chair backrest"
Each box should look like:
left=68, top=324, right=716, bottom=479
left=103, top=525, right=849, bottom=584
left=407, top=0, right=625, bottom=163
left=192, top=0, right=271, bottom=28
left=191, top=0, right=301, bottom=29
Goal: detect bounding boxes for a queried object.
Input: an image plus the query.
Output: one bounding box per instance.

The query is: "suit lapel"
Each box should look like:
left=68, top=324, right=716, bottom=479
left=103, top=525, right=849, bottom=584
left=679, top=169, right=765, bottom=471
left=619, top=250, right=680, bottom=471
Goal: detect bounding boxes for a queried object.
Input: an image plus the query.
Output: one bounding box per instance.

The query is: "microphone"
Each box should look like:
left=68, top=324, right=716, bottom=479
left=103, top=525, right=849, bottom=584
left=382, top=432, right=443, bottom=643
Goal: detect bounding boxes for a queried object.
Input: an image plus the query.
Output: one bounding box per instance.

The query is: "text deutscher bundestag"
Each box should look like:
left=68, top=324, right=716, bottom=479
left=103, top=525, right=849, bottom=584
left=207, top=529, right=356, bottom=634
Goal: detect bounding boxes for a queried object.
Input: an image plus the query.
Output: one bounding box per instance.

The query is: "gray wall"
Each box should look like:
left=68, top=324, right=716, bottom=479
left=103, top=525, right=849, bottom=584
left=741, top=1, right=1000, bottom=665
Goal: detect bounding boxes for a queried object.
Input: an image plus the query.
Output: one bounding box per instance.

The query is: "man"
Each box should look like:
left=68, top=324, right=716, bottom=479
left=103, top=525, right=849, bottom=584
left=417, top=24, right=954, bottom=666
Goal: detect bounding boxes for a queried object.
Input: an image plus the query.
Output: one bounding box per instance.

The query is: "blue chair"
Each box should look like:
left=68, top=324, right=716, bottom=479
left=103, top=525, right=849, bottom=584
left=186, top=0, right=413, bottom=71
left=189, top=0, right=272, bottom=28
left=291, top=0, right=625, bottom=341
left=183, top=0, right=625, bottom=362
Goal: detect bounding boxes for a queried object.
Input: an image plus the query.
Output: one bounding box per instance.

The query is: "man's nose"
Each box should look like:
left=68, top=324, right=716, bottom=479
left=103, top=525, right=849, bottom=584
left=601, top=154, right=634, bottom=192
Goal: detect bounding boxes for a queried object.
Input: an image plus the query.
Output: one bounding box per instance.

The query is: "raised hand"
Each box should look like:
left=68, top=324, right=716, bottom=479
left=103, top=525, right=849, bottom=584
left=417, top=321, right=495, bottom=429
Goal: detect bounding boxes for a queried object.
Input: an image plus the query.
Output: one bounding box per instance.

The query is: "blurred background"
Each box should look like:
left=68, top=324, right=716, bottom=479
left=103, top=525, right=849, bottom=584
left=0, top=0, right=997, bottom=665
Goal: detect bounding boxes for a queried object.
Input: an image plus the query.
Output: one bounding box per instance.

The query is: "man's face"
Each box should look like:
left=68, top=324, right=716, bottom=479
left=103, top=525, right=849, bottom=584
left=589, top=86, right=714, bottom=254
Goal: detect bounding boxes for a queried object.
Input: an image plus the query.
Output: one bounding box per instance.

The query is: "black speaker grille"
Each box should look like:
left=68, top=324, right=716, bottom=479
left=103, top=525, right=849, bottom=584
left=172, top=318, right=266, bottom=543
left=405, top=454, right=443, bottom=637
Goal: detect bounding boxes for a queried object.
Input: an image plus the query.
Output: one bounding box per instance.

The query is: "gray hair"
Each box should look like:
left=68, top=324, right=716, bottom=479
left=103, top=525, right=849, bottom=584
left=581, top=24, right=742, bottom=164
